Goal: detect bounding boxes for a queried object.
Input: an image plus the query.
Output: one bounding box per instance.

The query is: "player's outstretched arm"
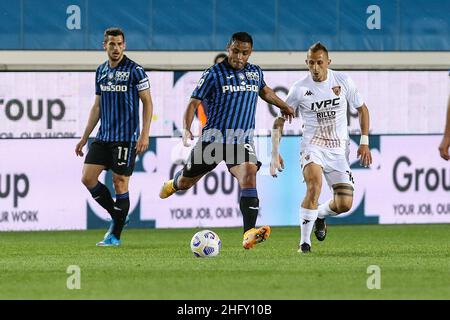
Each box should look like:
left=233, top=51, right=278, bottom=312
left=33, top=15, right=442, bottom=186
left=356, top=104, right=372, bottom=167
left=259, top=86, right=295, bottom=122
left=75, top=96, right=100, bottom=157
left=270, top=117, right=286, bottom=177
left=438, top=97, right=450, bottom=161
left=136, top=89, right=153, bottom=155
left=182, top=98, right=202, bottom=147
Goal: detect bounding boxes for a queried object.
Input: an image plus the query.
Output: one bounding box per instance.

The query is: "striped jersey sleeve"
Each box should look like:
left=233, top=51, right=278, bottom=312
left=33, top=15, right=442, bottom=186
left=95, top=64, right=104, bottom=95
left=259, top=67, right=266, bottom=90
left=191, top=69, right=215, bottom=100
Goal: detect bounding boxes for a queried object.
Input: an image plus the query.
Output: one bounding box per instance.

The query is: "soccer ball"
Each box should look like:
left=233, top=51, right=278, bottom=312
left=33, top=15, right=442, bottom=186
left=190, top=230, right=221, bottom=257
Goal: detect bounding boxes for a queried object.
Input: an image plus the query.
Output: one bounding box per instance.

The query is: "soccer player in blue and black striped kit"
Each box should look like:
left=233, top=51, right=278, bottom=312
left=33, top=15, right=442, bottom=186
left=159, top=32, right=295, bottom=249
left=75, top=28, right=154, bottom=246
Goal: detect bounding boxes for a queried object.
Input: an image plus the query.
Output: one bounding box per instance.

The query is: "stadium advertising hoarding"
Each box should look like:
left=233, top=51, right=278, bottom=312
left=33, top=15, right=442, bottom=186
left=0, top=139, right=86, bottom=230
left=364, top=135, right=450, bottom=224
left=0, top=71, right=448, bottom=139
left=317, top=135, right=450, bottom=224
left=0, top=135, right=448, bottom=231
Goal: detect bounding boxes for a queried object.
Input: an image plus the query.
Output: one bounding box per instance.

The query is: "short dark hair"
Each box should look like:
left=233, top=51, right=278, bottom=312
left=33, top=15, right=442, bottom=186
left=104, top=28, right=125, bottom=43
left=214, top=53, right=227, bottom=63
left=308, top=42, right=329, bottom=57
left=227, top=32, right=253, bottom=48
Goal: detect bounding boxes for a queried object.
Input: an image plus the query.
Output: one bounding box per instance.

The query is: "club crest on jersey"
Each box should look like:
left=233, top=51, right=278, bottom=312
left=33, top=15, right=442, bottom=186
left=239, top=73, right=246, bottom=85
left=108, top=72, right=114, bottom=80
left=332, top=86, right=341, bottom=96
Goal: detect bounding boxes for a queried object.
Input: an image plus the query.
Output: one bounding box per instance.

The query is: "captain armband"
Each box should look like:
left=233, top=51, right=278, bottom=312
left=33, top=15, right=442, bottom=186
left=137, top=78, right=150, bottom=91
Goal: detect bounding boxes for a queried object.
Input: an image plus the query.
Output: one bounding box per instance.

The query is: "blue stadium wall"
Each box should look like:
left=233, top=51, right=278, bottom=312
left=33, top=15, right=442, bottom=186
left=1, top=0, right=449, bottom=50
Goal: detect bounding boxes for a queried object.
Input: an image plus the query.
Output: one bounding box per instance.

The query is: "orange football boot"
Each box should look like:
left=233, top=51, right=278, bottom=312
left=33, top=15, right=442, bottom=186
left=242, top=226, right=271, bottom=249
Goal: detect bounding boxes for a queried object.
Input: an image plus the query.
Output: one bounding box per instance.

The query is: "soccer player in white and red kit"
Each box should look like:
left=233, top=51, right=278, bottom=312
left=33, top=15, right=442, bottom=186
left=270, top=42, right=372, bottom=253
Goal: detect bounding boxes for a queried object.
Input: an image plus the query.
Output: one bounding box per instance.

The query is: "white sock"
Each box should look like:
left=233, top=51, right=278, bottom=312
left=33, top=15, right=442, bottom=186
left=318, top=199, right=338, bottom=219
left=300, top=207, right=318, bottom=246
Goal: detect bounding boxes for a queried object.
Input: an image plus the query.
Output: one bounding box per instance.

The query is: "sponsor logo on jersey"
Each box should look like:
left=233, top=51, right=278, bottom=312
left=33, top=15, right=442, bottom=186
left=310, top=97, right=340, bottom=111
left=115, top=71, right=130, bottom=82
left=305, top=90, right=314, bottom=96
left=222, top=84, right=259, bottom=93
left=245, top=71, right=260, bottom=81
left=100, top=84, right=128, bottom=92
left=317, top=110, right=337, bottom=119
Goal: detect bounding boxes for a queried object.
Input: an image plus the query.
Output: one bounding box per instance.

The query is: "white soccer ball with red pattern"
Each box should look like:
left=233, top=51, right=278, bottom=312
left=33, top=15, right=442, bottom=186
left=190, top=230, right=221, bottom=257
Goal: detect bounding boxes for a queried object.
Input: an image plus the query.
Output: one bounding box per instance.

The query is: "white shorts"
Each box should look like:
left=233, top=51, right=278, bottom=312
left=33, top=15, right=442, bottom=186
left=300, top=145, right=354, bottom=188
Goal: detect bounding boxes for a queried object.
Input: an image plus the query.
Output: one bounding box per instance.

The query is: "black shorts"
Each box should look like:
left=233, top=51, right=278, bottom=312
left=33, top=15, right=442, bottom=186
left=182, top=142, right=261, bottom=178
left=84, top=140, right=137, bottom=176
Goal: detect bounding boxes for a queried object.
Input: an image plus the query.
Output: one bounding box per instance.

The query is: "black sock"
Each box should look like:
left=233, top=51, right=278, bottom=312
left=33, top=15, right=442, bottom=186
left=240, top=188, right=259, bottom=233
left=89, top=182, right=115, bottom=217
left=112, top=192, right=130, bottom=240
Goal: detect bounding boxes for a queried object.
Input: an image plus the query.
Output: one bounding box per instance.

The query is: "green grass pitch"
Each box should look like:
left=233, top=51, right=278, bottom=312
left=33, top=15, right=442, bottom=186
left=0, top=224, right=449, bottom=299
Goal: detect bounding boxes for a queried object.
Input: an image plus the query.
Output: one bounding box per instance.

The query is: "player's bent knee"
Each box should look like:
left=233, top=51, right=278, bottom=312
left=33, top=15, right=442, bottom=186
left=238, top=174, right=256, bottom=188
left=114, top=185, right=128, bottom=194
left=113, top=177, right=126, bottom=186
left=336, top=201, right=352, bottom=213
left=113, top=175, right=126, bottom=184
left=112, top=175, right=129, bottom=194
left=81, top=175, right=96, bottom=189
